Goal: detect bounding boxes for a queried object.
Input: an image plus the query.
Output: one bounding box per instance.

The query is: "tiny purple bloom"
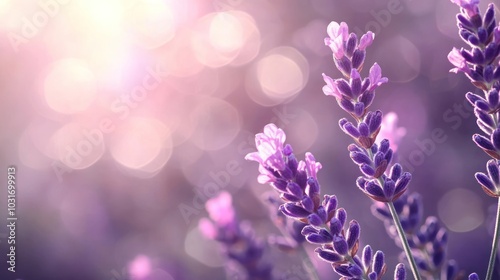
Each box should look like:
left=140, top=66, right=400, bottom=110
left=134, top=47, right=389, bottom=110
left=245, top=123, right=287, bottom=172
left=368, top=63, right=388, bottom=91
left=448, top=47, right=471, bottom=74
left=358, top=31, right=374, bottom=51
left=326, top=21, right=349, bottom=59
left=305, top=152, right=322, bottom=180
left=322, top=73, right=342, bottom=98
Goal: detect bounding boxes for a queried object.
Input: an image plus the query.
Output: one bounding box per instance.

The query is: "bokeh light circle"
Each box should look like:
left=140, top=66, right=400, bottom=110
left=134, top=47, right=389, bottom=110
left=128, top=0, right=176, bottom=49
left=43, top=58, right=97, bottom=114
left=248, top=46, right=309, bottom=106
left=189, top=97, right=241, bottom=151
left=192, top=11, right=255, bottom=68
left=438, top=188, right=484, bottom=233
left=109, top=117, right=173, bottom=172
left=50, top=122, right=105, bottom=170
left=374, top=36, right=420, bottom=83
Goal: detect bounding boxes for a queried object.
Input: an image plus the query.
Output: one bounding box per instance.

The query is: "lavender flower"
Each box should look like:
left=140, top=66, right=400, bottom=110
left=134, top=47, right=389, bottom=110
left=321, top=20, right=424, bottom=279
left=448, top=1, right=499, bottom=91
left=199, top=192, right=273, bottom=279
left=449, top=1, right=499, bottom=278
left=245, top=124, right=405, bottom=279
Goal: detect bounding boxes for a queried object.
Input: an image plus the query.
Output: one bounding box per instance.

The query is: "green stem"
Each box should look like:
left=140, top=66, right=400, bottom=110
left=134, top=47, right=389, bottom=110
left=387, top=202, right=422, bottom=280
left=486, top=197, right=500, bottom=280
left=298, top=244, right=320, bottom=280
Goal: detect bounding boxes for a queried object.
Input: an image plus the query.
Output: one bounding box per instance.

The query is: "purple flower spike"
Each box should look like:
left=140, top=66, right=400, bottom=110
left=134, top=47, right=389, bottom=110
left=308, top=213, right=323, bottom=227
left=372, top=251, right=386, bottom=276
left=336, top=208, right=347, bottom=226
left=476, top=159, right=500, bottom=197
left=347, top=264, right=364, bottom=277
left=468, top=273, right=480, bottom=280
left=448, top=47, right=471, bottom=74
left=326, top=21, right=349, bottom=59
left=358, top=31, right=375, bottom=51
left=473, top=133, right=500, bottom=159
left=345, top=33, right=358, bottom=56
left=362, top=245, right=373, bottom=271
left=315, top=248, right=343, bottom=263
left=368, top=63, right=388, bottom=91
left=333, top=235, right=349, bottom=255
left=394, top=263, right=406, bottom=280
left=280, top=203, right=310, bottom=218
left=305, top=152, right=322, bottom=180
left=495, top=26, right=500, bottom=44
left=245, top=123, right=286, bottom=172
left=330, top=218, right=343, bottom=235
left=306, top=233, right=331, bottom=244
left=346, top=220, right=360, bottom=250
left=352, top=49, right=366, bottom=70
left=322, top=73, right=342, bottom=98
left=323, top=195, right=338, bottom=217
left=488, top=159, right=500, bottom=185
left=383, top=178, right=396, bottom=199
left=301, top=196, right=314, bottom=212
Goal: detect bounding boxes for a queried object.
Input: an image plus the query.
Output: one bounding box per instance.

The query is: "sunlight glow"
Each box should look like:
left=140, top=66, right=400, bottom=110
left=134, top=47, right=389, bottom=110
left=43, top=58, right=97, bottom=114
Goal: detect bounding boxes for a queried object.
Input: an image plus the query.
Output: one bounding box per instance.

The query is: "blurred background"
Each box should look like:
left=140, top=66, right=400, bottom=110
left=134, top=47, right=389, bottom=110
left=0, top=0, right=496, bottom=279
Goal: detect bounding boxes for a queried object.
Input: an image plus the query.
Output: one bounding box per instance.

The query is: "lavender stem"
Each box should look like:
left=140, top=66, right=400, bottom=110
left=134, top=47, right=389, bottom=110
left=388, top=201, right=422, bottom=280
left=486, top=197, right=500, bottom=280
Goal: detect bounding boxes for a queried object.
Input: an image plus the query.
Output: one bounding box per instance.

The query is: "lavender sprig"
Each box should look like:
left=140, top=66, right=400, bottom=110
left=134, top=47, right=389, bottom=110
left=245, top=124, right=406, bottom=279
left=322, top=21, right=421, bottom=279
left=199, top=192, right=273, bottom=279
left=448, top=0, right=500, bottom=279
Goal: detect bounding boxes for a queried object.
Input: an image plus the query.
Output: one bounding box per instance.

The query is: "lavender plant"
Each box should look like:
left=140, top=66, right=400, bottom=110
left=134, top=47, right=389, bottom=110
left=447, top=0, right=500, bottom=279
left=244, top=123, right=406, bottom=280
left=320, top=21, right=424, bottom=279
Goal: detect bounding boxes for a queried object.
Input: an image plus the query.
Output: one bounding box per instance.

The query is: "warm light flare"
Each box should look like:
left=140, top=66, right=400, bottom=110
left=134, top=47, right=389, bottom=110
left=127, top=0, right=176, bottom=49
left=209, top=12, right=244, bottom=53
left=43, top=58, right=97, bottom=114
left=109, top=117, right=172, bottom=171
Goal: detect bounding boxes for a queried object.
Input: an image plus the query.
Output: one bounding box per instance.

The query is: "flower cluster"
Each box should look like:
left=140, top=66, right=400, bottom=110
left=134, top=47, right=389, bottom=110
left=198, top=192, right=273, bottom=279
left=448, top=0, right=499, bottom=91
left=245, top=124, right=405, bottom=279
left=321, top=19, right=460, bottom=280
left=322, top=22, right=411, bottom=204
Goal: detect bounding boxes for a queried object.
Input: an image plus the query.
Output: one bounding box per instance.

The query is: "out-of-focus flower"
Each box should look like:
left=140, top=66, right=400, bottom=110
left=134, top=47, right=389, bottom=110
left=246, top=123, right=405, bottom=279
left=128, top=255, right=152, bottom=280
left=199, top=192, right=273, bottom=279
left=376, top=112, right=407, bottom=153
left=205, top=191, right=235, bottom=226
